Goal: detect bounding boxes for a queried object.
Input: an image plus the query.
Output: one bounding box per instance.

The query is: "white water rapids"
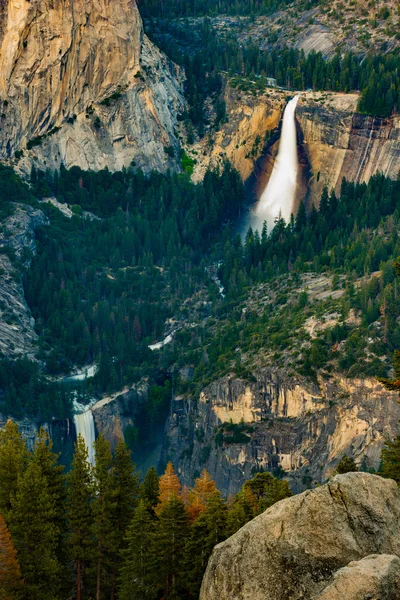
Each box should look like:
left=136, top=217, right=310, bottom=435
left=74, top=410, right=96, bottom=465
left=253, top=95, right=300, bottom=229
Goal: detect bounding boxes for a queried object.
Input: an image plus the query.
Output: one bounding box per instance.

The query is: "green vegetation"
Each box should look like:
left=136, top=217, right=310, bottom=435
left=139, top=0, right=320, bottom=17
left=0, top=422, right=292, bottom=600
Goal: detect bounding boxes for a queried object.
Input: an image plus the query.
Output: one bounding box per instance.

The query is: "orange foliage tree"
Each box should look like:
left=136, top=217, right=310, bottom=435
left=0, top=513, right=22, bottom=599
left=155, top=462, right=182, bottom=515
left=187, top=470, right=217, bottom=522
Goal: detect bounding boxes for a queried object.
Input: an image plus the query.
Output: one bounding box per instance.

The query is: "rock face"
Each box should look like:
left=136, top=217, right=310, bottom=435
left=163, top=368, right=400, bottom=496
left=296, top=93, right=400, bottom=206
left=0, top=203, right=48, bottom=358
left=314, top=554, right=400, bottom=600
left=194, top=88, right=400, bottom=208
left=200, top=473, right=400, bottom=600
left=0, top=0, right=184, bottom=173
left=91, top=380, right=148, bottom=451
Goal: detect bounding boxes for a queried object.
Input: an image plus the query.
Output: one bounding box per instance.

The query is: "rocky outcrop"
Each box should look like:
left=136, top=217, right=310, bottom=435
left=314, top=554, right=400, bottom=600
left=0, top=0, right=184, bottom=173
left=91, top=380, right=148, bottom=451
left=296, top=93, right=400, bottom=206
left=0, top=203, right=47, bottom=359
left=163, top=368, right=400, bottom=495
left=200, top=473, right=400, bottom=600
left=193, top=87, right=400, bottom=209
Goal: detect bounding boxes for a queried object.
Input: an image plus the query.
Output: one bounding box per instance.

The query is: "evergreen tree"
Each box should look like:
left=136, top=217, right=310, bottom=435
left=380, top=437, right=400, bottom=484
left=184, top=490, right=227, bottom=597
left=139, top=466, right=160, bottom=510
left=32, top=429, right=66, bottom=564
left=0, top=513, right=22, bottom=600
left=9, top=461, right=61, bottom=600
left=0, top=421, right=28, bottom=518
left=119, top=500, right=156, bottom=600
left=110, top=440, right=139, bottom=599
left=243, top=471, right=292, bottom=514
left=66, top=435, right=94, bottom=600
left=152, top=496, right=189, bottom=599
left=335, top=456, right=358, bottom=475
left=93, top=434, right=117, bottom=600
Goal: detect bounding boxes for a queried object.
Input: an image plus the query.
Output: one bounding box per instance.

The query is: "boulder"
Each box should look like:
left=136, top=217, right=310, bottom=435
left=313, top=554, right=400, bottom=600
left=200, top=473, right=400, bottom=600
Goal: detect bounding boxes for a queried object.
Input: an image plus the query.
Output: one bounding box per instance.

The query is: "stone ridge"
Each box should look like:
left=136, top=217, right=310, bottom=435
left=0, top=0, right=185, bottom=173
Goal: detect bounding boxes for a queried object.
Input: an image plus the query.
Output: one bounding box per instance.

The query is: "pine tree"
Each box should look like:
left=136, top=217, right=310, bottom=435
left=32, top=429, right=66, bottom=562
left=184, top=490, right=227, bottom=598
left=110, top=439, right=139, bottom=599
left=380, top=437, right=400, bottom=484
left=243, top=472, right=292, bottom=514
left=119, top=500, right=156, bottom=600
left=67, top=435, right=95, bottom=600
left=335, top=456, right=358, bottom=475
left=139, top=466, right=160, bottom=510
left=0, top=421, right=28, bottom=518
left=152, top=496, right=189, bottom=599
left=9, top=461, right=61, bottom=600
left=93, top=434, right=117, bottom=600
left=0, top=513, right=22, bottom=600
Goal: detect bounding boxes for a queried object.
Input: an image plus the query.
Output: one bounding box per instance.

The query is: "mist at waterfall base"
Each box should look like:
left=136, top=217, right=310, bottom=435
left=248, top=95, right=300, bottom=234
left=74, top=410, right=96, bottom=464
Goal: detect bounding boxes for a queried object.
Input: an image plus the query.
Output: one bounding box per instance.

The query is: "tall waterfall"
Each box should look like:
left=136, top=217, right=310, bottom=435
left=74, top=410, right=96, bottom=465
left=254, top=95, right=300, bottom=229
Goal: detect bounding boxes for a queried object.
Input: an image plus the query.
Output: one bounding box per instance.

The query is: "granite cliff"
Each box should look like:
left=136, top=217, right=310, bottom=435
left=192, top=87, right=400, bottom=208
left=163, top=368, right=400, bottom=496
left=0, top=0, right=184, bottom=173
left=0, top=202, right=47, bottom=359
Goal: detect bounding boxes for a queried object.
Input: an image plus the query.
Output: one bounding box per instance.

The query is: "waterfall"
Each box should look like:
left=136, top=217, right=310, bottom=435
left=73, top=410, right=96, bottom=465
left=254, top=95, right=300, bottom=229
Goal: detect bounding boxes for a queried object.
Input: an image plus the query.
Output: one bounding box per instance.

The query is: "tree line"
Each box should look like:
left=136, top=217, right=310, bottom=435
left=147, top=16, right=400, bottom=133
left=2, top=420, right=400, bottom=599
left=0, top=421, right=291, bottom=600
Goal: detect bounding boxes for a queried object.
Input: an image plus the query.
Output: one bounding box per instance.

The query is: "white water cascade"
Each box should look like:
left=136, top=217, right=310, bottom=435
left=74, top=410, right=96, bottom=465
left=254, top=95, right=300, bottom=229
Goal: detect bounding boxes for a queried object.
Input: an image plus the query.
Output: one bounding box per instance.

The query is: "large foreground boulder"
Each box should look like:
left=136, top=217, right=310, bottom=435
left=313, top=554, right=400, bottom=600
left=200, top=473, right=400, bottom=600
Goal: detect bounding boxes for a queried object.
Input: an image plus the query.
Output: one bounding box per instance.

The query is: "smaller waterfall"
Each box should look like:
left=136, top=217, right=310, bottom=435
left=74, top=410, right=96, bottom=465
left=254, top=95, right=300, bottom=229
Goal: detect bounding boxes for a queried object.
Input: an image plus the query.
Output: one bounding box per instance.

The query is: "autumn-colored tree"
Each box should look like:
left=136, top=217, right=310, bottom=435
left=155, top=462, right=182, bottom=515
left=0, top=514, right=22, bottom=599
left=187, top=470, right=216, bottom=521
